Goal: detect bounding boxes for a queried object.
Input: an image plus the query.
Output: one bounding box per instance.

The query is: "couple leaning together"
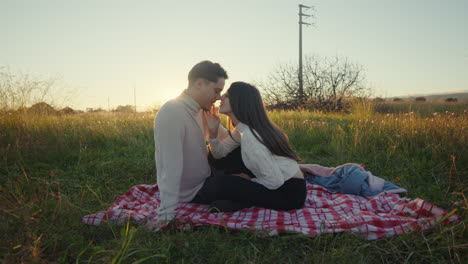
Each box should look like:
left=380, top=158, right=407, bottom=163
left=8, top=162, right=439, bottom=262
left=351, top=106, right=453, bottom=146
left=153, top=60, right=306, bottom=228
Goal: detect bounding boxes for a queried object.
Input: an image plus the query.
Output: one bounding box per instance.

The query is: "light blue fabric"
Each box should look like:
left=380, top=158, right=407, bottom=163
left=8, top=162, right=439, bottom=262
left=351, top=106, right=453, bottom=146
left=304, top=165, right=405, bottom=197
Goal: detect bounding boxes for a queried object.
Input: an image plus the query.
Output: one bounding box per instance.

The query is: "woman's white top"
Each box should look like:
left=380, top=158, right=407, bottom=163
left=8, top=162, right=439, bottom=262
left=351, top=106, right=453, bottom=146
left=208, top=122, right=301, bottom=190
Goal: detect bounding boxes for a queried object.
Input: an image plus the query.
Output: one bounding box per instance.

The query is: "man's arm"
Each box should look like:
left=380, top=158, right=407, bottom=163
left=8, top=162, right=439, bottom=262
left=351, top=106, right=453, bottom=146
left=154, top=105, right=185, bottom=221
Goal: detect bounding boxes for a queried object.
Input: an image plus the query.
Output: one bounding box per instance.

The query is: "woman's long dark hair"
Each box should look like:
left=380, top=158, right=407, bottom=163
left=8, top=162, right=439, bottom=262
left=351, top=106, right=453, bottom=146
left=227, top=82, right=300, bottom=161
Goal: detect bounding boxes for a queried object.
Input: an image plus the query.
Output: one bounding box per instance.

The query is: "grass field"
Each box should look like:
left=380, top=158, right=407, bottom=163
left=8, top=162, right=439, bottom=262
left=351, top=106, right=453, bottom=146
left=1, top=103, right=467, bottom=263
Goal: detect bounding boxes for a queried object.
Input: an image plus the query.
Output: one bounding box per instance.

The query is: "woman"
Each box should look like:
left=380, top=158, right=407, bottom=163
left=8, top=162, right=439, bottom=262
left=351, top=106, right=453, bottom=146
left=196, top=81, right=306, bottom=212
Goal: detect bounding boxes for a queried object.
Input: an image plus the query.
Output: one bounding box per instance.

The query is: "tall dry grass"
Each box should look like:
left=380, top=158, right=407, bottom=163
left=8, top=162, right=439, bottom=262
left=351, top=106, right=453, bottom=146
left=0, top=105, right=467, bottom=263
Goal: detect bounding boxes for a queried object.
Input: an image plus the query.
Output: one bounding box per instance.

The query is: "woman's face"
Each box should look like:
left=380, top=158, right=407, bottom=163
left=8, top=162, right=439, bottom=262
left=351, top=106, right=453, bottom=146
left=218, top=92, right=232, bottom=114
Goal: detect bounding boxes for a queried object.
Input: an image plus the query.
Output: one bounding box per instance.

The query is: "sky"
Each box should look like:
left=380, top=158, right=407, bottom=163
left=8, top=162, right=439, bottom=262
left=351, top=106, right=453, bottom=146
left=1, top=0, right=467, bottom=110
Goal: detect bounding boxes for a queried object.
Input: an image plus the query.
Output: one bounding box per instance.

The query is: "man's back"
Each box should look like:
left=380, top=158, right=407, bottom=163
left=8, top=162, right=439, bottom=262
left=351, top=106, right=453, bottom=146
left=154, top=92, right=211, bottom=220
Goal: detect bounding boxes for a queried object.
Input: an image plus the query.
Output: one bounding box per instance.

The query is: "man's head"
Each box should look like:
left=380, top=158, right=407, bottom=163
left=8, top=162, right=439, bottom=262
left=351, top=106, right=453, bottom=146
left=187, top=61, right=228, bottom=110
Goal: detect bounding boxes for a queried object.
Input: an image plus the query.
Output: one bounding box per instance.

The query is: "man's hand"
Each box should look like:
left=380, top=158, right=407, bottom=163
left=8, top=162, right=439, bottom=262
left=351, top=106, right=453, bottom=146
left=232, top=173, right=253, bottom=180
left=204, top=105, right=220, bottom=139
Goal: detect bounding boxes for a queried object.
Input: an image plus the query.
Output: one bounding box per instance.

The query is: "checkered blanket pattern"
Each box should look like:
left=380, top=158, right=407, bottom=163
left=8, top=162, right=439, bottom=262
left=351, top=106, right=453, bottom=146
left=82, top=183, right=461, bottom=240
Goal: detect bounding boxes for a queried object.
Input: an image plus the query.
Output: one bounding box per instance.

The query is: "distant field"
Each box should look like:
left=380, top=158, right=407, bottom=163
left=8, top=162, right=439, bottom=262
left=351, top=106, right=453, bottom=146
left=1, top=107, right=467, bottom=263
left=374, top=101, right=467, bottom=116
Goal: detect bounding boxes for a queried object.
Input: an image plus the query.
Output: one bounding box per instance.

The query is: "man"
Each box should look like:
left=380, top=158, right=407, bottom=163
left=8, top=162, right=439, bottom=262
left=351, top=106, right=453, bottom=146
left=153, top=60, right=228, bottom=228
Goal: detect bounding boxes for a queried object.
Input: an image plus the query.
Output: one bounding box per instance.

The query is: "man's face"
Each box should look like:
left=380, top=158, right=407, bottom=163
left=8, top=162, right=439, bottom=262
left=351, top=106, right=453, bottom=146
left=197, top=78, right=225, bottom=110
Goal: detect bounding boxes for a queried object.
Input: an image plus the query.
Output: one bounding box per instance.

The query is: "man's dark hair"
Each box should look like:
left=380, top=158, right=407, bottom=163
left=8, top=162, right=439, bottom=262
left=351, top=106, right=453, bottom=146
left=188, top=61, right=228, bottom=86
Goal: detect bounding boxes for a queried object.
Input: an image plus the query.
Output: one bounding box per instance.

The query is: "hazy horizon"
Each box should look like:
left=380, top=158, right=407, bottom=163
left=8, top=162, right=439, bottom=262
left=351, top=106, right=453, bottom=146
left=2, top=0, right=467, bottom=110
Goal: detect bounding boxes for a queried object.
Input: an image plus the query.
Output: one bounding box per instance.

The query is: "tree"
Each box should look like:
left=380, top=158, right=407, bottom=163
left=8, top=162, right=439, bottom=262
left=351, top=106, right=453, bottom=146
left=256, top=55, right=370, bottom=111
left=94, top=108, right=106, bottom=112
left=60, top=107, right=76, bottom=114
left=373, top=97, right=386, bottom=103
left=445, top=98, right=458, bottom=103
left=415, top=97, right=426, bottom=102
left=28, top=102, right=56, bottom=115
left=113, top=105, right=135, bottom=113
left=0, top=66, right=70, bottom=111
left=393, top=98, right=404, bottom=102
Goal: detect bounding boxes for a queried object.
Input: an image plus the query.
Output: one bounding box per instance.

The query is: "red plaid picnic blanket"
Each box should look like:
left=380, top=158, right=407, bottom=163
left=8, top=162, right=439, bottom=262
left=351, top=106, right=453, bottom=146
left=82, top=183, right=461, bottom=240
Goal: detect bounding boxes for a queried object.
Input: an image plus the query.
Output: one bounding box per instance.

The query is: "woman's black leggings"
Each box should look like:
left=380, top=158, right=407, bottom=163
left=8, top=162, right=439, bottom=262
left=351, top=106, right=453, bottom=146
left=192, top=147, right=307, bottom=211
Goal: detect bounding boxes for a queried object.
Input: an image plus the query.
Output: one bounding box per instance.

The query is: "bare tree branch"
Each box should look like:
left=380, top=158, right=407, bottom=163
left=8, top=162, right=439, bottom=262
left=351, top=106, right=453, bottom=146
left=256, top=55, right=372, bottom=111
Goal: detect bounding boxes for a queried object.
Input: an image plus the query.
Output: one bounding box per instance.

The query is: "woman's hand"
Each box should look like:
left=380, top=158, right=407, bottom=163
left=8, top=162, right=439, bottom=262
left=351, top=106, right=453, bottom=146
left=204, top=105, right=220, bottom=139
left=232, top=173, right=253, bottom=180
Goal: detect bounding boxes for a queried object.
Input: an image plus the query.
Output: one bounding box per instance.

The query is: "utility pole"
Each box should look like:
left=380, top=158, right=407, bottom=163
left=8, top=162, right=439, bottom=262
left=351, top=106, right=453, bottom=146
left=298, top=4, right=313, bottom=104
